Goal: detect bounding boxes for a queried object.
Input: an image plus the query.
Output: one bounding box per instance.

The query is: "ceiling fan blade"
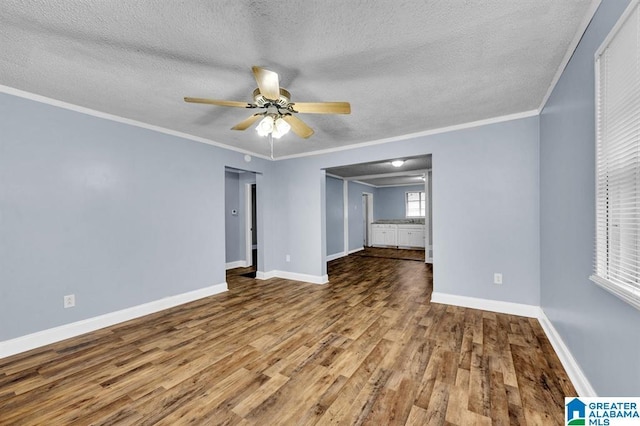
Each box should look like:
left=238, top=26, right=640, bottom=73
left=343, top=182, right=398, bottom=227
left=291, top=102, right=351, bottom=114
left=184, top=97, right=251, bottom=108
left=231, top=114, right=262, bottom=131
left=282, top=115, right=315, bottom=139
left=252, top=66, right=280, bottom=100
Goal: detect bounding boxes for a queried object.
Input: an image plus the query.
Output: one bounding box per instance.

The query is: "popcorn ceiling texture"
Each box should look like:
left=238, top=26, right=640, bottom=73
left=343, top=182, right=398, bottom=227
left=0, top=1, right=593, bottom=158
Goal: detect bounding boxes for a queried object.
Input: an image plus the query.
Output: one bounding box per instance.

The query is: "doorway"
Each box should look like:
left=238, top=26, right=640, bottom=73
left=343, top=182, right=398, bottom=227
left=246, top=183, right=257, bottom=268
left=224, top=167, right=258, bottom=277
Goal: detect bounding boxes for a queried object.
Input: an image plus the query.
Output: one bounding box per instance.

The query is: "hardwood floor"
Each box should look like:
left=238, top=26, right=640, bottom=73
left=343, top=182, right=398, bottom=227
left=350, top=247, right=425, bottom=262
left=0, top=252, right=575, bottom=425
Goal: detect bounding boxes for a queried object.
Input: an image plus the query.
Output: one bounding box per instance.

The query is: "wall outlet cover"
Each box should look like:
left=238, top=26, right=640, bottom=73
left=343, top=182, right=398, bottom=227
left=64, top=294, right=76, bottom=308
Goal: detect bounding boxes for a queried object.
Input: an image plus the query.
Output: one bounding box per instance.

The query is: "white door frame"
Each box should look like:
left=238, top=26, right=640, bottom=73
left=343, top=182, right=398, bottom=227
left=245, top=183, right=253, bottom=267
left=363, top=192, right=374, bottom=247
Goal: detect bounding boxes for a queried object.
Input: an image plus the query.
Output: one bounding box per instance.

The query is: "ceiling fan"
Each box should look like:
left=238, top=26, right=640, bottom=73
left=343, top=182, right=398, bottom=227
left=184, top=66, right=351, bottom=139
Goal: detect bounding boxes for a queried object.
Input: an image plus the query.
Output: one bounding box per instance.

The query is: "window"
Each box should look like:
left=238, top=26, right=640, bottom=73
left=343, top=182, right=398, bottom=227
left=591, top=0, right=640, bottom=310
left=406, top=191, right=425, bottom=217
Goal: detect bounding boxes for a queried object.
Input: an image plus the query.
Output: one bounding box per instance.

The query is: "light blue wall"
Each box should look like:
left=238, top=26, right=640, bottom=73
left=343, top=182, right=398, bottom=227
left=1, top=81, right=540, bottom=344
left=274, top=116, right=539, bottom=305
left=375, top=184, right=425, bottom=220
left=0, top=92, right=271, bottom=341
left=225, top=171, right=242, bottom=263
left=540, top=0, right=640, bottom=395
left=325, top=175, right=344, bottom=256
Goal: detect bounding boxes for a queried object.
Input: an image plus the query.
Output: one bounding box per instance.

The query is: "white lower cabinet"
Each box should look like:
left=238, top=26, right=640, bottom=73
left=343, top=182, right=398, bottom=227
left=397, top=225, right=425, bottom=248
left=371, top=224, right=397, bottom=246
left=371, top=224, right=424, bottom=248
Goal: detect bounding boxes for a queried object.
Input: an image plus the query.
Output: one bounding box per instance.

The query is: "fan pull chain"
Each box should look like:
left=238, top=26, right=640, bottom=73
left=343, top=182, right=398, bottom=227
left=269, top=133, right=274, bottom=160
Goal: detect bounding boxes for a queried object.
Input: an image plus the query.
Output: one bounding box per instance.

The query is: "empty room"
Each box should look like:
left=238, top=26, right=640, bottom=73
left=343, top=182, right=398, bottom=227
left=1, top=1, right=639, bottom=425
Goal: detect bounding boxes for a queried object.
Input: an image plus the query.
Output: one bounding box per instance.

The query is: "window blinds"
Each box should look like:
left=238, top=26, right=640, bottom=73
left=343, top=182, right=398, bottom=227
left=592, top=1, right=640, bottom=310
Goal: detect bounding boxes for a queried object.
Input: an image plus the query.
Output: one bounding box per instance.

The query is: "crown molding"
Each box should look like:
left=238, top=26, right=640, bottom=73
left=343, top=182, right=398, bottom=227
left=2, top=84, right=541, bottom=163
left=275, top=109, right=540, bottom=160
left=0, top=85, right=273, bottom=160
left=538, top=0, right=602, bottom=111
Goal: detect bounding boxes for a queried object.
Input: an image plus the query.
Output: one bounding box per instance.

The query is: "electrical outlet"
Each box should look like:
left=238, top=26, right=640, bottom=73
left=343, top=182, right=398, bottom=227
left=285, top=254, right=291, bottom=262
left=493, top=273, right=503, bottom=285
left=64, top=294, right=75, bottom=308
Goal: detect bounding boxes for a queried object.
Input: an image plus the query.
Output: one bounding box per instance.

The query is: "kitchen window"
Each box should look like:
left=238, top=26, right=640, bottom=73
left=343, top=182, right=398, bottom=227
left=405, top=191, right=425, bottom=217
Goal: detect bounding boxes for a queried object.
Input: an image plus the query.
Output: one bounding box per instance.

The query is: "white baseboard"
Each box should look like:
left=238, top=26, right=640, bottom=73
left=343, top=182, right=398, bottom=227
left=256, top=270, right=328, bottom=285
left=537, top=312, right=597, bottom=397
left=431, top=292, right=542, bottom=318
left=431, top=291, right=596, bottom=397
left=348, top=247, right=364, bottom=254
left=225, top=260, right=248, bottom=270
left=0, top=282, right=228, bottom=359
left=326, top=251, right=346, bottom=262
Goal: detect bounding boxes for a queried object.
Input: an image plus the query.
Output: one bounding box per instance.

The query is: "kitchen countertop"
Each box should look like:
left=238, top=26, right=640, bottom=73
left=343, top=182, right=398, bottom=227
left=372, top=219, right=425, bottom=225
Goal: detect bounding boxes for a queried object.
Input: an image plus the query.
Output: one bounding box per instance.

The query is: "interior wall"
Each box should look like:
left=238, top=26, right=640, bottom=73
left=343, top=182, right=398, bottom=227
left=325, top=175, right=344, bottom=256
left=539, top=0, right=640, bottom=395
left=375, top=184, right=426, bottom=220
left=274, top=116, right=539, bottom=306
left=0, top=92, right=271, bottom=341
left=224, top=170, right=242, bottom=263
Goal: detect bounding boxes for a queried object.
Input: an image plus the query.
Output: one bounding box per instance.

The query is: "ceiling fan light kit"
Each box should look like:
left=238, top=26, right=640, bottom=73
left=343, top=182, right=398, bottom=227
left=256, top=115, right=291, bottom=139
left=184, top=66, right=351, bottom=143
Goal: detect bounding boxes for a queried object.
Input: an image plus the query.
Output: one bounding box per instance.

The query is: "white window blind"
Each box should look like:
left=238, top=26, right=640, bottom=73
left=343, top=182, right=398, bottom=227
left=591, top=0, right=640, bottom=310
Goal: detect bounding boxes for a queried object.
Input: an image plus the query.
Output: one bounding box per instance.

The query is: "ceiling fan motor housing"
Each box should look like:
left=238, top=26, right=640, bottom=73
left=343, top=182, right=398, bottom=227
left=252, top=87, right=291, bottom=108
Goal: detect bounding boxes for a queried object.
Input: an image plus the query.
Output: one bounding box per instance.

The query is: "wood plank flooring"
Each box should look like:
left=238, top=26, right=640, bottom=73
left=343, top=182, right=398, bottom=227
left=0, top=252, right=575, bottom=425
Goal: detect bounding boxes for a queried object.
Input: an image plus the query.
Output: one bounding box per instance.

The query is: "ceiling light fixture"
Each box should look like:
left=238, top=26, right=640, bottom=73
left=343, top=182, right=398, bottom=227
left=255, top=113, right=292, bottom=159
left=256, top=114, right=291, bottom=139
left=391, top=160, right=405, bottom=167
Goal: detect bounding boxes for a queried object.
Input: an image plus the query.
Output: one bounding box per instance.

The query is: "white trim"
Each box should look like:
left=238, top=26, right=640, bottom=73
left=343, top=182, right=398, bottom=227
left=348, top=247, right=364, bottom=254
left=326, top=251, right=346, bottom=261
left=0, top=282, right=228, bottom=359
left=0, top=85, right=272, bottom=160
left=430, top=292, right=541, bottom=318
left=589, top=275, right=640, bottom=312
left=226, top=260, right=248, bottom=270
left=352, top=180, right=378, bottom=188
left=1, top=85, right=541, bottom=163
left=255, top=270, right=277, bottom=280
left=363, top=192, right=374, bottom=248
left=373, top=183, right=425, bottom=188
left=255, top=270, right=328, bottom=285
left=595, top=0, right=638, bottom=59
left=538, top=0, right=602, bottom=110
left=275, top=110, right=539, bottom=160
left=325, top=173, right=344, bottom=180
left=537, top=312, right=597, bottom=397
left=343, top=180, right=349, bottom=256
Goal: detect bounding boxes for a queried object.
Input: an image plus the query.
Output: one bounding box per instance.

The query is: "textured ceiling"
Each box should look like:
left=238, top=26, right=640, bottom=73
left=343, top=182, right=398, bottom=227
left=0, top=1, right=595, bottom=159
left=326, top=155, right=430, bottom=187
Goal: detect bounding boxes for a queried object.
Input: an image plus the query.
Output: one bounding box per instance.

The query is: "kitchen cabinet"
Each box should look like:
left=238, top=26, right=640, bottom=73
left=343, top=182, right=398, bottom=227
left=371, top=224, right=397, bottom=246
left=397, top=225, right=425, bottom=248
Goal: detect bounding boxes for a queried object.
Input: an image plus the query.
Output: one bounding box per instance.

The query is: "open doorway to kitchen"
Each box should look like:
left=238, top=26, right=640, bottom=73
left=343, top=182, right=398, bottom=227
left=324, top=154, right=432, bottom=264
